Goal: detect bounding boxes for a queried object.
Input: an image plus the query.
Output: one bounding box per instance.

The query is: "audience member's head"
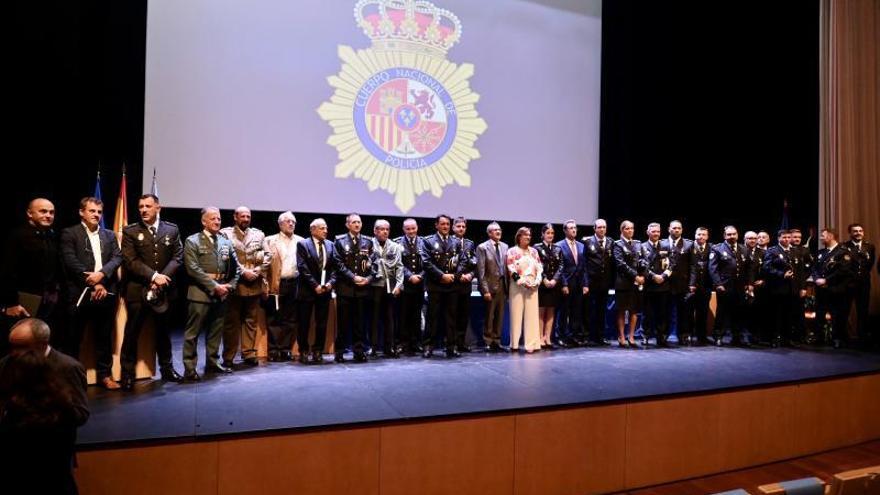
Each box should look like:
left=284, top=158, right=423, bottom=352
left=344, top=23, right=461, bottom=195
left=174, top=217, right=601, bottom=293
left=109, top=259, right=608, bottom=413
left=8, top=318, right=51, bottom=355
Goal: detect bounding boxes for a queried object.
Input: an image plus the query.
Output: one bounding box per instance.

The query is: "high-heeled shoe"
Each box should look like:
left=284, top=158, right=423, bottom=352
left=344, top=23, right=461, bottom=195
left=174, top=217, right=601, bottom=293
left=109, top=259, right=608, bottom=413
left=618, top=338, right=629, bottom=348
left=627, top=338, right=638, bottom=347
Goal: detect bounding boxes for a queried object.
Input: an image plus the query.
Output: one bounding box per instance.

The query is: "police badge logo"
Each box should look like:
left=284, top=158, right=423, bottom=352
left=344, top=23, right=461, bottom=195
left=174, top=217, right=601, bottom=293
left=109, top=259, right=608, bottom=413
left=318, top=0, right=488, bottom=213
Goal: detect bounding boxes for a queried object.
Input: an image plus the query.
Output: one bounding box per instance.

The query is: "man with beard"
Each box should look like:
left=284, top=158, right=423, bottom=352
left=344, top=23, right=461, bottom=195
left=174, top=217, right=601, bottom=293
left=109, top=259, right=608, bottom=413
left=709, top=226, right=752, bottom=347
left=844, top=223, right=875, bottom=347
left=688, top=227, right=713, bottom=345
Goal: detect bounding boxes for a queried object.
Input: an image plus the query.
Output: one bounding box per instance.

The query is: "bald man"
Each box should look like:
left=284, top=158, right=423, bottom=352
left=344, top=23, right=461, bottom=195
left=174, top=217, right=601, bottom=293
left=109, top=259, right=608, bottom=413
left=0, top=318, right=88, bottom=425
left=1, top=198, right=63, bottom=356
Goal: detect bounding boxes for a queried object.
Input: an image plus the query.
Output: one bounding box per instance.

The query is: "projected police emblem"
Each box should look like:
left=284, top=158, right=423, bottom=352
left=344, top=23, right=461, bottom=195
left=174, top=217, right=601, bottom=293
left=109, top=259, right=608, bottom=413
left=318, top=0, right=487, bottom=213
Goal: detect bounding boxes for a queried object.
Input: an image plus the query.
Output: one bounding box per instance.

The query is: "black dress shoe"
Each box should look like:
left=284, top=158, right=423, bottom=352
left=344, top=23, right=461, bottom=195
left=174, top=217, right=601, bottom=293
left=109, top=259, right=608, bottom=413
left=243, top=357, right=259, bottom=367
left=161, top=368, right=183, bottom=383
left=206, top=363, right=233, bottom=374
left=183, top=370, right=201, bottom=382
left=120, top=376, right=135, bottom=391
left=368, top=349, right=379, bottom=359
left=446, top=348, right=461, bottom=358
left=353, top=352, right=368, bottom=363
left=298, top=353, right=310, bottom=365
left=334, top=352, right=346, bottom=363
left=385, top=349, right=400, bottom=358
left=222, top=360, right=235, bottom=369
left=279, top=351, right=293, bottom=362
left=457, top=345, right=471, bottom=353
left=309, top=351, right=321, bottom=364
left=422, top=347, right=434, bottom=358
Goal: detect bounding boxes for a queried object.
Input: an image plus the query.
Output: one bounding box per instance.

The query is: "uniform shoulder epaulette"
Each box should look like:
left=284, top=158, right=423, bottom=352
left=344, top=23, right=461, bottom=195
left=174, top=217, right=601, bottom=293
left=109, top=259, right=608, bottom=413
left=161, top=220, right=178, bottom=227
left=335, top=233, right=347, bottom=240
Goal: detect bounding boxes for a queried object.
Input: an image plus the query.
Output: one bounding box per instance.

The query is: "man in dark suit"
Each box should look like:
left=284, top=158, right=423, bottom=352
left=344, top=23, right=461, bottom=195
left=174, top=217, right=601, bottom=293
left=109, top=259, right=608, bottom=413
left=1, top=198, right=62, bottom=356
left=812, top=228, right=855, bottom=348
left=395, top=218, right=425, bottom=356
left=421, top=214, right=463, bottom=358
left=844, top=223, right=875, bottom=346
left=662, top=220, right=693, bottom=345
left=59, top=197, right=123, bottom=389
left=762, top=230, right=797, bottom=347
left=477, top=222, right=508, bottom=351
left=334, top=213, right=373, bottom=363
left=641, top=223, right=675, bottom=347
left=296, top=218, right=338, bottom=364
left=181, top=207, right=240, bottom=381
left=583, top=219, right=614, bottom=346
left=688, top=227, right=713, bottom=345
left=452, top=217, right=477, bottom=353
left=119, top=194, right=184, bottom=390
left=709, top=226, right=752, bottom=347
left=744, top=231, right=768, bottom=344
left=556, top=220, right=589, bottom=347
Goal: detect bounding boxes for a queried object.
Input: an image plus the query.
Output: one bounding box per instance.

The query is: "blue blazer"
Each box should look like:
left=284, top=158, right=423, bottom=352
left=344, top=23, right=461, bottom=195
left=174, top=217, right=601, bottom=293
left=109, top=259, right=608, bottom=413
left=555, top=239, right=589, bottom=288
left=296, top=237, right=338, bottom=300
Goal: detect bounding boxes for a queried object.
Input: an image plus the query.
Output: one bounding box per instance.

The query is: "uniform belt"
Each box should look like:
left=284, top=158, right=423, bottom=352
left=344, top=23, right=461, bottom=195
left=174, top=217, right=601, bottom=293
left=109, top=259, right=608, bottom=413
left=206, top=273, right=225, bottom=281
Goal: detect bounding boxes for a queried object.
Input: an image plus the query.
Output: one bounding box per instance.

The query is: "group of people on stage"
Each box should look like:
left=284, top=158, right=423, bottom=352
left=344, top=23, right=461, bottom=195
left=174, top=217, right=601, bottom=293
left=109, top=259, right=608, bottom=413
left=1, top=195, right=876, bottom=390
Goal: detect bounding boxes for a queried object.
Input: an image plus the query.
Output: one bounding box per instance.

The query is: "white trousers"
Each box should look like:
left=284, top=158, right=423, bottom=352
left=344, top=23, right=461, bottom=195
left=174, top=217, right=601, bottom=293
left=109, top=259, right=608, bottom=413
left=509, top=282, right=540, bottom=351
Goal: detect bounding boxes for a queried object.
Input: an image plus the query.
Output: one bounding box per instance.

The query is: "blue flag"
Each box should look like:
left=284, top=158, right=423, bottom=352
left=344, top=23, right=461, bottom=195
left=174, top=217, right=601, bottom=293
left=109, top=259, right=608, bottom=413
left=94, top=170, right=106, bottom=229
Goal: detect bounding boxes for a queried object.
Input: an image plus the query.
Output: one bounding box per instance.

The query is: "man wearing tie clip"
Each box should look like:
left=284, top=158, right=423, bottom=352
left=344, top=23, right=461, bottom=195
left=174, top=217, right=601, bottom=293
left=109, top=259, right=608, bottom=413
left=333, top=213, right=374, bottom=363
left=296, top=219, right=337, bottom=364
left=369, top=219, right=403, bottom=358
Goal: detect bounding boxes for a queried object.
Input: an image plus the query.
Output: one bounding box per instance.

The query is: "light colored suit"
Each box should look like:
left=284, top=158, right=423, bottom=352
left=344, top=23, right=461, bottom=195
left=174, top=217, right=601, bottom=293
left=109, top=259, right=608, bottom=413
left=477, top=239, right=509, bottom=346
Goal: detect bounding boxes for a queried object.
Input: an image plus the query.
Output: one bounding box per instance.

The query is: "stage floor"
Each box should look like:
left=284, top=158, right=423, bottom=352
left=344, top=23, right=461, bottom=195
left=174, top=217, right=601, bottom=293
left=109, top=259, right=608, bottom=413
left=78, top=341, right=880, bottom=447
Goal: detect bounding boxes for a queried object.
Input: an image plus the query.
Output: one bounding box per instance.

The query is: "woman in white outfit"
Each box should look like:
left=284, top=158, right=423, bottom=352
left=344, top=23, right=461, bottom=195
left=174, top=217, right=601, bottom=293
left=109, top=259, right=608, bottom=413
left=506, top=227, right=543, bottom=353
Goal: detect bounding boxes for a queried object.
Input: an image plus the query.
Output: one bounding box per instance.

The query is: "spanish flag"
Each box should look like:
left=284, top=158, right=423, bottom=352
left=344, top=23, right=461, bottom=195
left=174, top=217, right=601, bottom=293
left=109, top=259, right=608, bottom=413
left=112, top=165, right=128, bottom=239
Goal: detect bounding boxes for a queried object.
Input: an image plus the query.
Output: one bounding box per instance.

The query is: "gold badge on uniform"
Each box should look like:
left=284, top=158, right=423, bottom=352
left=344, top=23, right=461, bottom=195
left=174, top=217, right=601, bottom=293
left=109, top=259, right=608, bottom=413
left=164, top=236, right=170, bottom=246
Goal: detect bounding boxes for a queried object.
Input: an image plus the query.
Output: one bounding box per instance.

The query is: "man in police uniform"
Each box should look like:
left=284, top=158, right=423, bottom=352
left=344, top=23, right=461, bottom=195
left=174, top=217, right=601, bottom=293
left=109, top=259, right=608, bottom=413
left=811, top=228, right=855, bottom=348
left=334, top=213, right=373, bottom=363
left=844, top=223, right=875, bottom=346
left=744, top=231, right=768, bottom=344
left=662, top=220, right=693, bottom=345
left=395, top=218, right=425, bottom=356
left=220, top=206, right=268, bottom=367
left=421, top=214, right=463, bottom=358
left=688, top=227, right=713, bottom=345
left=451, top=216, right=477, bottom=353
left=642, top=223, right=675, bottom=346
left=709, top=226, right=752, bottom=347
left=182, top=207, right=240, bottom=380
left=789, top=228, right=812, bottom=344
left=119, top=194, right=184, bottom=390
left=583, top=218, right=614, bottom=346
left=762, top=230, right=797, bottom=347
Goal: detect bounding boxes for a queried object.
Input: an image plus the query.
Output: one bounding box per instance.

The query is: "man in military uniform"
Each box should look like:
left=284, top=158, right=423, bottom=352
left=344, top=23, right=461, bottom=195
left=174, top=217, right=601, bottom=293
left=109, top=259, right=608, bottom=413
left=688, top=227, right=713, bottom=345
left=451, top=217, right=477, bottom=353
left=1, top=198, right=63, bottom=357
left=641, top=223, right=675, bottom=347
left=263, top=211, right=304, bottom=362
left=395, top=218, right=425, bottom=356
left=662, top=220, right=693, bottom=345
left=762, top=230, right=797, bottom=347
left=789, top=228, right=812, bottom=344
left=844, top=223, right=875, bottom=346
left=59, top=197, right=123, bottom=389
left=334, top=213, right=373, bottom=363
left=369, top=219, right=403, bottom=358
left=220, top=206, right=268, bottom=367
left=709, top=226, right=752, bottom=347
left=556, top=220, right=589, bottom=347
left=811, top=228, right=855, bottom=348
left=296, top=219, right=337, bottom=364
left=119, top=194, right=184, bottom=390
left=182, top=207, right=240, bottom=381
left=421, top=214, right=463, bottom=358
left=583, top=218, right=614, bottom=346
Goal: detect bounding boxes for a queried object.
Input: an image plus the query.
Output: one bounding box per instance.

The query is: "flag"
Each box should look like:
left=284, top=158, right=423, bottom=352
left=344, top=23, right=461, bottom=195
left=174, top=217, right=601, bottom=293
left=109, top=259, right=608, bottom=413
left=150, top=167, right=159, bottom=198
left=780, top=199, right=790, bottom=230
left=113, top=165, right=128, bottom=237
left=94, top=168, right=106, bottom=229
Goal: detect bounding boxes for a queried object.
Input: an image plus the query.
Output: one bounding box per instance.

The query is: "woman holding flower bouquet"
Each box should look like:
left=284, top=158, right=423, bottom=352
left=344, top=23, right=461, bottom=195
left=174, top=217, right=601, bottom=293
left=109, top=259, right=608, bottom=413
left=506, top=227, right=544, bottom=353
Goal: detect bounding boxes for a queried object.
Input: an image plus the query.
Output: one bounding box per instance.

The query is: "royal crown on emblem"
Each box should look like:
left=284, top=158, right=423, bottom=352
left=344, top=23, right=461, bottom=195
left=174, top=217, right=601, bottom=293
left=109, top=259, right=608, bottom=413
left=354, top=0, right=462, bottom=56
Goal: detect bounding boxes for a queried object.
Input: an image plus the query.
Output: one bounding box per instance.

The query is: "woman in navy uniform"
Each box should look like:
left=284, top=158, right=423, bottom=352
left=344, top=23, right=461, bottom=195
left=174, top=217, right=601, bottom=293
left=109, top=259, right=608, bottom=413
left=534, top=223, right=563, bottom=349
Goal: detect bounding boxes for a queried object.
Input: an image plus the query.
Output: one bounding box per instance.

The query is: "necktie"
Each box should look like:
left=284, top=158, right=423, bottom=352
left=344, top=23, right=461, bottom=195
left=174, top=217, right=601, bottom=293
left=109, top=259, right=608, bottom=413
left=317, top=241, right=325, bottom=270
left=495, top=242, right=501, bottom=265
left=149, top=226, right=157, bottom=237
left=569, top=240, right=577, bottom=264
left=210, top=233, right=218, bottom=250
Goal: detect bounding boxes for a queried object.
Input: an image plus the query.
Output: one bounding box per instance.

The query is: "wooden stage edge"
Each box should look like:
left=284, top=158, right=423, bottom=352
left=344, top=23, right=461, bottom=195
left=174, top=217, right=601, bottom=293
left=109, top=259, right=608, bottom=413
left=75, top=372, right=880, bottom=495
